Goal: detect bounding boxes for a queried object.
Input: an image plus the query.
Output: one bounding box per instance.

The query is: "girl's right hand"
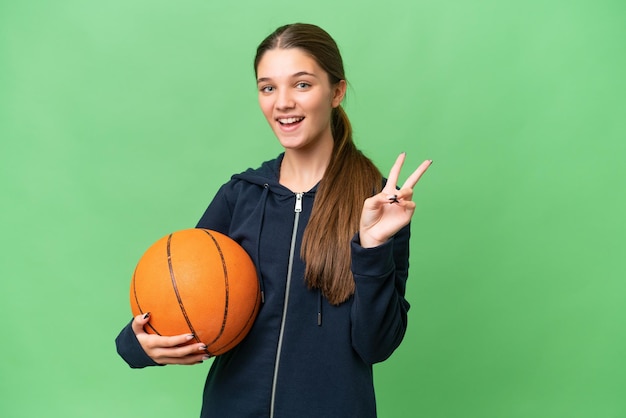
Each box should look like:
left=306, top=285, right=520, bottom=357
left=132, top=313, right=211, bottom=365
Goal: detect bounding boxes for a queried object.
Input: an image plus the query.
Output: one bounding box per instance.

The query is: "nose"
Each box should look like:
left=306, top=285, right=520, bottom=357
left=275, top=89, right=295, bottom=110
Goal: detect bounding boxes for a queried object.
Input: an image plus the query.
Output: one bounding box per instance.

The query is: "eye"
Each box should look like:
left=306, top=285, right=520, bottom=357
left=296, top=82, right=311, bottom=89
left=260, top=85, right=274, bottom=93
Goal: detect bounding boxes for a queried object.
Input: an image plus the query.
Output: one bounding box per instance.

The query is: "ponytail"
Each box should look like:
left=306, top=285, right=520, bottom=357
left=301, top=105, right=382, bottom=305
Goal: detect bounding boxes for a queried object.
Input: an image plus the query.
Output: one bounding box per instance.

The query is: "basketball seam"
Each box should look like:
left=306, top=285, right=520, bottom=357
left=202, top=229, right=230, bottom=349
left=211, top=284, right=260, bottom=354
left=132, top=268, right=162, bottom=336
left=167, top=233, right=201, bottom=345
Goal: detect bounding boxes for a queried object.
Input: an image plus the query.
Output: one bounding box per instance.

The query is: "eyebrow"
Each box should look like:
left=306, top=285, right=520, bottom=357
left=256, top=71, right=318, bottom=84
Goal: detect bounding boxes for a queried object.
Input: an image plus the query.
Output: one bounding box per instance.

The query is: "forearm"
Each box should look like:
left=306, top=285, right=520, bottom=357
left=350, top=227, right=411, bottom=364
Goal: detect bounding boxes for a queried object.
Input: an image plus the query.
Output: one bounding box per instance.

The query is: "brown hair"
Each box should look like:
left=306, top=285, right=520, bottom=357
left=254, top=23, right=382, bottom=305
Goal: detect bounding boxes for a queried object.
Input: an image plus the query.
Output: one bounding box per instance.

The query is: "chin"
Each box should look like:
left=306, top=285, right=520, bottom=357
left=275, top=134, right=306, bottom=149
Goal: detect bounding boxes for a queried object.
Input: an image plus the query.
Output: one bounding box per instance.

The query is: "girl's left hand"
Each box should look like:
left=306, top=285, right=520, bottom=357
left=359, top=153, right=432, bottom=248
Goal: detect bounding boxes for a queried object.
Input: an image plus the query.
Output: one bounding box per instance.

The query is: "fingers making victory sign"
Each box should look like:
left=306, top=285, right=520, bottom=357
left=359, top=153, right=432, bottom=248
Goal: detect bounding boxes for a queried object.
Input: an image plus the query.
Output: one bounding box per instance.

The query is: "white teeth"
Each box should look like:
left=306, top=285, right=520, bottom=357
left=278, top=117, right=304, bottom=124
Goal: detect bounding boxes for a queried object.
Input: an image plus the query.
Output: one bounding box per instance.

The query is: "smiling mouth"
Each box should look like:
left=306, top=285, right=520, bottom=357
left=277, top=117, right=305, bottom=126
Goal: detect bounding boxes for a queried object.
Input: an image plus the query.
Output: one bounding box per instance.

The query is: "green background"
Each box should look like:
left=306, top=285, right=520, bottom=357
left=1, top=0, right=624, bottom=417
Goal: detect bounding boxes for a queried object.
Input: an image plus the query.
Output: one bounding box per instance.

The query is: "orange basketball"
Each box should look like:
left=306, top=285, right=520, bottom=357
left=130, top=228, right=261, bottom=356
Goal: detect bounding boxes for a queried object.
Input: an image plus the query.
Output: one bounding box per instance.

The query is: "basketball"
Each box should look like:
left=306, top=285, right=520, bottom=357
left=130, top=228, right=261, bottom=356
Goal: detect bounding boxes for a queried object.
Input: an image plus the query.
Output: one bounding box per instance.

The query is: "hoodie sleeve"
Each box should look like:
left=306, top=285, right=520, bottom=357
left=350, top=223, right=411, bottom=364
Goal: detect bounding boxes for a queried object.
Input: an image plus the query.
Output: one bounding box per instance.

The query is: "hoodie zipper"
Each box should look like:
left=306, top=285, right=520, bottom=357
left=269, top=192, right=303, bottom=418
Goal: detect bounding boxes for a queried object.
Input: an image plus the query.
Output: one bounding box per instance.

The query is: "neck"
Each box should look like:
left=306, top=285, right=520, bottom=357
left=280, top=139, right=334, bottom=193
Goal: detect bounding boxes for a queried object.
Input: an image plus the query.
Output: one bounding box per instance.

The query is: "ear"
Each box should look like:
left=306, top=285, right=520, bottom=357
left=331, top=80, right=347, bottom=108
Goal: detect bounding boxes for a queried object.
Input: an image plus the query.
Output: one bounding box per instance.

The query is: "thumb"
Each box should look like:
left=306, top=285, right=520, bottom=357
left=132, top=312, right=151, bottom=335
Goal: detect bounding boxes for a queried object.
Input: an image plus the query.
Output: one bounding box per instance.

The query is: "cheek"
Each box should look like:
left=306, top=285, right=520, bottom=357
left=313, top=98, right=334, bottom=124
left=306, top=93, right=333, bottom=120
left=258, top=97, right=273, bottom=121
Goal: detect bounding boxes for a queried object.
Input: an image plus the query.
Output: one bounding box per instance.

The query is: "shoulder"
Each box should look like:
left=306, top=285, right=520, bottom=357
left=231, top=154, right=283, bottom=182
left=216, top=154, right=284, bottom=199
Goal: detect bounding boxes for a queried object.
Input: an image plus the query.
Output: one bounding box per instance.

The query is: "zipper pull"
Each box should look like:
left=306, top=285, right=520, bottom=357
left=295, top=192, right=303, bottom=213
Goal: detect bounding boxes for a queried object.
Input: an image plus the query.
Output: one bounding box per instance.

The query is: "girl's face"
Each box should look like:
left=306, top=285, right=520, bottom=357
left=256, top=48, right=346, bottom=153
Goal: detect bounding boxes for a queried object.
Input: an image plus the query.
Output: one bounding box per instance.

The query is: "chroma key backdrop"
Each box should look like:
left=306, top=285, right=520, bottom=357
left=1, top=0, right=624, bottom=417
